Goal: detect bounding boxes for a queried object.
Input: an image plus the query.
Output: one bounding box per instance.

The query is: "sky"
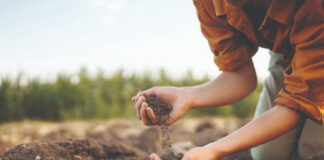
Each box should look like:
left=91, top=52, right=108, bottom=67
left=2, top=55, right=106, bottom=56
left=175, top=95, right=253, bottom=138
left=0, top=0, right=270, bottom=81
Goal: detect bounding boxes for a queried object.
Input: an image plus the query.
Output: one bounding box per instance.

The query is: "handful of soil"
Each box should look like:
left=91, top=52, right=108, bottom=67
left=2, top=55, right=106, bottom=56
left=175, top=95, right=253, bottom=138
left=160, top=152, right=184, bottom=160
left=144, top=95, right=173, bottom=125
left=144, top=95, right=183, bottom=160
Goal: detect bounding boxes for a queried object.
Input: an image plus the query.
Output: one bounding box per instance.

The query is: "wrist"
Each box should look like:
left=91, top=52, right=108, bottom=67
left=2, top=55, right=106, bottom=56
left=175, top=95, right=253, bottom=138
left=179, top=87, right=195, bottom=110
left=206, top=140, right=231, bottom=159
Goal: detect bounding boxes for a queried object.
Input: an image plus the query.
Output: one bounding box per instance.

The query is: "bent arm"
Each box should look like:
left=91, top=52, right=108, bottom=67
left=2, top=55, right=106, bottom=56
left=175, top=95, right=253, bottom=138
left=132, top=60, right=257, bottom=125
left=185, top=60, right=257, bottom=109
left=207, top=105, right=303, bottom=158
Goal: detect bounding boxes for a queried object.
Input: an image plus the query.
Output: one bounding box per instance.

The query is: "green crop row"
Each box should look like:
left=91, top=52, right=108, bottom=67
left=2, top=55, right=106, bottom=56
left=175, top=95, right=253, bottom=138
left=0, top=68, right=263, bottom=123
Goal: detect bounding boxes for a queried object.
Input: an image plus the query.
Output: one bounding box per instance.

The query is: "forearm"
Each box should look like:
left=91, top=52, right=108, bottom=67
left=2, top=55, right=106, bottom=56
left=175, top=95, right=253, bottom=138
left=207, top=105, right=303, bottom=158
left=185, top=60, right=257, bottom=108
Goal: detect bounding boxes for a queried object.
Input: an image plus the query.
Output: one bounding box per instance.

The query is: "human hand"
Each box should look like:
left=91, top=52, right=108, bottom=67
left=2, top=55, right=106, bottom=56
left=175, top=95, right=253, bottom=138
left=131, top=86, right=192, bottom=126
left=149, top=153, right=161, bottom=160
left=182, top=146, right=222, bottom=160
left=148, top=146, right=222, bottom=160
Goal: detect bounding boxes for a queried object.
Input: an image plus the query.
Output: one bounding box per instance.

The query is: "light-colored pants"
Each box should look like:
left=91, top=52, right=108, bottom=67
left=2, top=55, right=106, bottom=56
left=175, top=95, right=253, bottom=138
left=251, top=51, right=324, bottom=160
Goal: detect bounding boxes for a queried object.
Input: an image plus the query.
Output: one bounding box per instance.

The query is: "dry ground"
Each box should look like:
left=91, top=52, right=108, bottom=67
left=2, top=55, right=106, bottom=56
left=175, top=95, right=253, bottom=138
left=0, top=118, right=322, bottom=160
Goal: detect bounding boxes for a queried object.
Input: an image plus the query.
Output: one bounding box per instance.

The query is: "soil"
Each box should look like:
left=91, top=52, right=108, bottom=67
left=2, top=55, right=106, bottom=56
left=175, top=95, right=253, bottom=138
left=1, top=139, right=138, bottom=160
left=1, top=119, right=324, bottom=160
left=145, top=94, right=173, bottom=125
left=8, top=118, right=314, bottom=160
left=145, top=94, right=183, bottom=160
left=160, top=152, right=184, bottom=160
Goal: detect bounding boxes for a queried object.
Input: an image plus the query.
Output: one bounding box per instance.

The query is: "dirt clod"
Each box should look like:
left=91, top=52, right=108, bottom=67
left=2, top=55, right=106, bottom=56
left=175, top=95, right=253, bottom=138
left=161, top=152, right=184, bottom=160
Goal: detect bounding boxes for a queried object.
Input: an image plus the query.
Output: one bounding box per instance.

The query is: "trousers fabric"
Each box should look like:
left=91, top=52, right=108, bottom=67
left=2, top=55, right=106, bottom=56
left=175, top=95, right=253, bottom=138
left=250, top=51, right=324, bottom=160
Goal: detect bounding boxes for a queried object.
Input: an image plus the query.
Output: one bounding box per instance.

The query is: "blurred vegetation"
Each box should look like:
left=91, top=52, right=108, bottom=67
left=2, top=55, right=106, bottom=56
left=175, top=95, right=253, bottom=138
left=0, top=68, right=263, bottom=123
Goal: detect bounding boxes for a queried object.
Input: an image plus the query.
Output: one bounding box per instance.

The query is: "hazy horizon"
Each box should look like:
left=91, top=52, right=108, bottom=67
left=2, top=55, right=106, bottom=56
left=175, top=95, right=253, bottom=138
left=0, top=0, right=270, bottom=81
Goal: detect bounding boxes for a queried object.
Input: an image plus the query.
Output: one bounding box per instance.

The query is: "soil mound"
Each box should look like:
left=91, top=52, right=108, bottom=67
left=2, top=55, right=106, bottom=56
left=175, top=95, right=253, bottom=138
left=1, top=139, right=137, bottom=160
left=0, top=119, right=257, bottom=160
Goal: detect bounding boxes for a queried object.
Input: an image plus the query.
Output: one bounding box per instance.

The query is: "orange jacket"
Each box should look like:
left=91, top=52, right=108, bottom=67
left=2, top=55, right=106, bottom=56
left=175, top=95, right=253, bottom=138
left=194, top=0, right=324, bottom=125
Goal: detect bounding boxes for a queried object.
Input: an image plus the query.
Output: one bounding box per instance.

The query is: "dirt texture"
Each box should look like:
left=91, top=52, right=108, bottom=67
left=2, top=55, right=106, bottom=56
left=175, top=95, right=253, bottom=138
left=1, top=139, right=137, bottom=160
left=1, top=119, right=324, bottom=160
left=2, top=118, right=299, bottom=160
left=145, top=94, right=173, bottom=125
left=144, top=94, right=183, bottom=160
left=160, top=152, right=184, bottom=160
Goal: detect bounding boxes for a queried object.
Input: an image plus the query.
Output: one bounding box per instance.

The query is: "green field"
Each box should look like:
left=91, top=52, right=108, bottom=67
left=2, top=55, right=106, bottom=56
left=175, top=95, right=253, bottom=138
left=0, top=68, right=263, bottom=123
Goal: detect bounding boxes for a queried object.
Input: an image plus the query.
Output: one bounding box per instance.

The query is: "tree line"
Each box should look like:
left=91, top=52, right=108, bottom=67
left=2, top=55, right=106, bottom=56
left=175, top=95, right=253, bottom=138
left=0, top=68, right=263, bottom=123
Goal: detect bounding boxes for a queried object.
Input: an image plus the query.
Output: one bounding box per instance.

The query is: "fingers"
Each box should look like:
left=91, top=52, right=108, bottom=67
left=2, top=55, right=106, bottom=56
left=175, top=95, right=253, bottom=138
left=131, top=96, right=135, bottom=102
left=140, top=102, right=151, bottom=125
left=149, top=153, right=161, bottom=160
left=143, top=87, right=157, bottom=96
left=135, top=96, right=145, bottom=120
left=132, top=85, right=161, bottom=101
left=132, top=87, right=160, bottom=125
left=132, top=91, right=144, bottom=103
left=132, top=87, right=158, bottom=104
left=137, top=99, right=158, bottom=125
left=133, top=91, right=156, bottom=125
left=146, top=107, right=158, bottom=124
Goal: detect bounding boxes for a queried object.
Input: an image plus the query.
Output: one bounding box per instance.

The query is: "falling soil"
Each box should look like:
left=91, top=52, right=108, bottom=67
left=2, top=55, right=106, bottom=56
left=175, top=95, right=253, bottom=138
left=145, top=94, right=183, bottom=160
left=160, top=152, right=184, bottom=160
left=158, top=126, right=184, bottom=160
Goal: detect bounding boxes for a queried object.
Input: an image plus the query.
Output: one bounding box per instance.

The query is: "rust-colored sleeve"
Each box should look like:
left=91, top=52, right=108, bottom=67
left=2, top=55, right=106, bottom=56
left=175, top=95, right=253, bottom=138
left=274, top=0, right=324, bottom=125
left=193, top=0, right=257, bottom=71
